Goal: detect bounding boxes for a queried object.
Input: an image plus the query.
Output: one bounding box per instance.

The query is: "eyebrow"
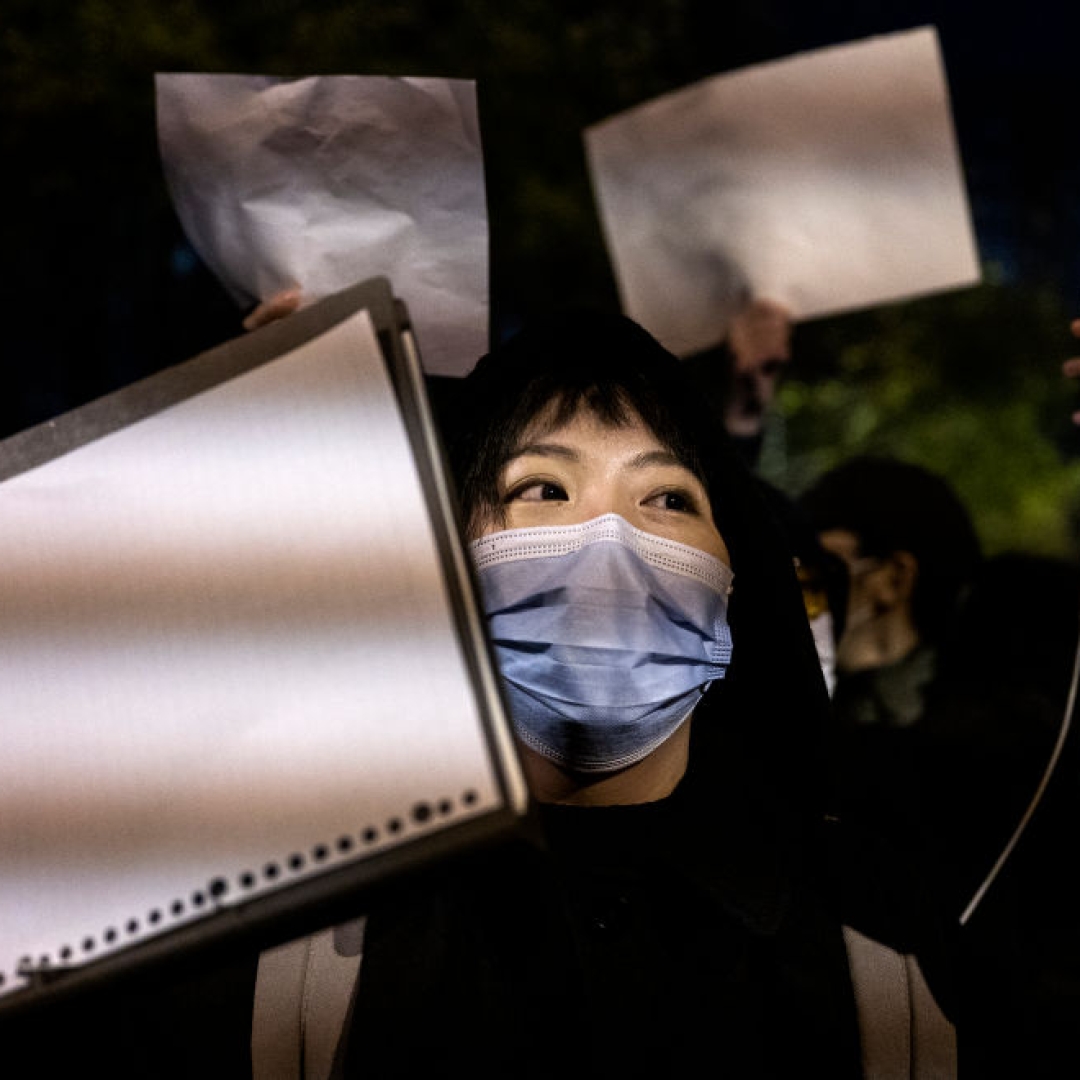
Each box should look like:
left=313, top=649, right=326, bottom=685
left=628, top=449, right=685, bottom=470
left=509, top=440, right=579, bottom=463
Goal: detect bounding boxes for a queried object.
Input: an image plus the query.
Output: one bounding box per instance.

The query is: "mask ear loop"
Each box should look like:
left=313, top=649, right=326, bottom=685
left=959, top=604, right=1080, bottom=925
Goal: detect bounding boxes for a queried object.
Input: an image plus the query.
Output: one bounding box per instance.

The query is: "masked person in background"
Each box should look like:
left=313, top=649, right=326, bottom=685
left=799, top=455, right=983, bottom=734
left=797, top=454, right=983, bottom=896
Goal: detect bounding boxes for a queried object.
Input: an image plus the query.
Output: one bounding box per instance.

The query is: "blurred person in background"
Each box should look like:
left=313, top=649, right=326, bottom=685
left=797, top=454, right=983, bottom=869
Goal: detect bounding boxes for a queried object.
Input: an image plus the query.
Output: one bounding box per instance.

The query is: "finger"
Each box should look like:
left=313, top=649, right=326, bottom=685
left=242, top=287, right=303, bottom=331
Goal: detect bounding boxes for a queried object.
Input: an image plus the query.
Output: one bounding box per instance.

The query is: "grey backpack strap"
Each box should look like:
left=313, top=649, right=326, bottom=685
left=842, top=925, right=957, bottom=1079
left=251, top=917, right=367, bottom=1080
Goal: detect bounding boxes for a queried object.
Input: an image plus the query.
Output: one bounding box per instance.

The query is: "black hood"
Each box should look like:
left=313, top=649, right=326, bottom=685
left=434, top=309, right=835, bottom=926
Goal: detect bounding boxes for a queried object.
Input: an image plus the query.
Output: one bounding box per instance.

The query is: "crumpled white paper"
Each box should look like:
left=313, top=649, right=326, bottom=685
left=584, top=26, right=981, bottom=358
left=156, top=73, right=489, bottom=376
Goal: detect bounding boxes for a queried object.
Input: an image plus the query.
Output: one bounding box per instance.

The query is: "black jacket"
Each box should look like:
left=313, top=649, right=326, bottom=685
left=343, top=782, right=952, bottom=1079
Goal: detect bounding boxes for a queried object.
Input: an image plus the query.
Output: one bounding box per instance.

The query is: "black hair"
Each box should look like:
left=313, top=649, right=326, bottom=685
left=443, top=309, right=723, bottom=538
left=799, top=454, right=983, bottom=644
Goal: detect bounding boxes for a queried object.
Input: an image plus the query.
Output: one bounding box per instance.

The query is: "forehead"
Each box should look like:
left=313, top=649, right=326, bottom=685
left=516, top=397, right=652, bottom=446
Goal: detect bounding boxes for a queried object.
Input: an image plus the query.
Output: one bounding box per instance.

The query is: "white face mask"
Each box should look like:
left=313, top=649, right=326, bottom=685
left=470, top=514, right=734, bottom=773
left=796, top=557, right=841, bottom=697
left=808, top=610, right=838, bottom=697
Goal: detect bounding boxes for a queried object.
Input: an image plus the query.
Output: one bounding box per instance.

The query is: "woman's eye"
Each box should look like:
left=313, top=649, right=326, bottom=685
left=506, top=480, right=569, bottom=503
left=645, top=489, right=697, bottom=513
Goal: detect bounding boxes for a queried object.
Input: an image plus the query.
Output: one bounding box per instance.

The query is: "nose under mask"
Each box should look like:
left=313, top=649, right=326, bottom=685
left=470, top=513, right=734, bottom=773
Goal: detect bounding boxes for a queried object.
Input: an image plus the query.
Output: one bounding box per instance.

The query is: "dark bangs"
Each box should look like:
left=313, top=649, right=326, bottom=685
left=444, top=311, right=718, bottom=536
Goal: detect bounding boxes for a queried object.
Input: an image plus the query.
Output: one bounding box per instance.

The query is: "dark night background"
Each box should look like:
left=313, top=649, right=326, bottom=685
left=3, top=0, right=1080, bottom=554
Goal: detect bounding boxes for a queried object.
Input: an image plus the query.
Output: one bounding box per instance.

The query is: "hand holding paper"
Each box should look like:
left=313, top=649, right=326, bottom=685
left=584, top=26, right=981, bottom=358
left=156, top=74, right=490, bottom=376
left=0, top=280, right=527, bottom=1008
left=242, top=286, right=304, bottom=332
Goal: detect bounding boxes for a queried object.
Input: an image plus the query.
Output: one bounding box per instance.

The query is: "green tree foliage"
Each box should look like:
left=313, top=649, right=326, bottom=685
left=762, top=277, right=1080, bottom=560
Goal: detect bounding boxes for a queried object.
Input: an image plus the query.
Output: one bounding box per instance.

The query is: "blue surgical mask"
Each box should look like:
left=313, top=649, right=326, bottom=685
left=470, top=513, right=734, bottom=773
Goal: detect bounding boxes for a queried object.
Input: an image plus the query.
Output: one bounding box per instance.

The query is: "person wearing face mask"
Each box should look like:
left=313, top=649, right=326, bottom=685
left=7, top=310, right=956, bottom=1079
left=250, top=309, right=954, bottom=1079
left=797, top=455, right=983, bottom=875
left=798, top=455, right=983, bottom=733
